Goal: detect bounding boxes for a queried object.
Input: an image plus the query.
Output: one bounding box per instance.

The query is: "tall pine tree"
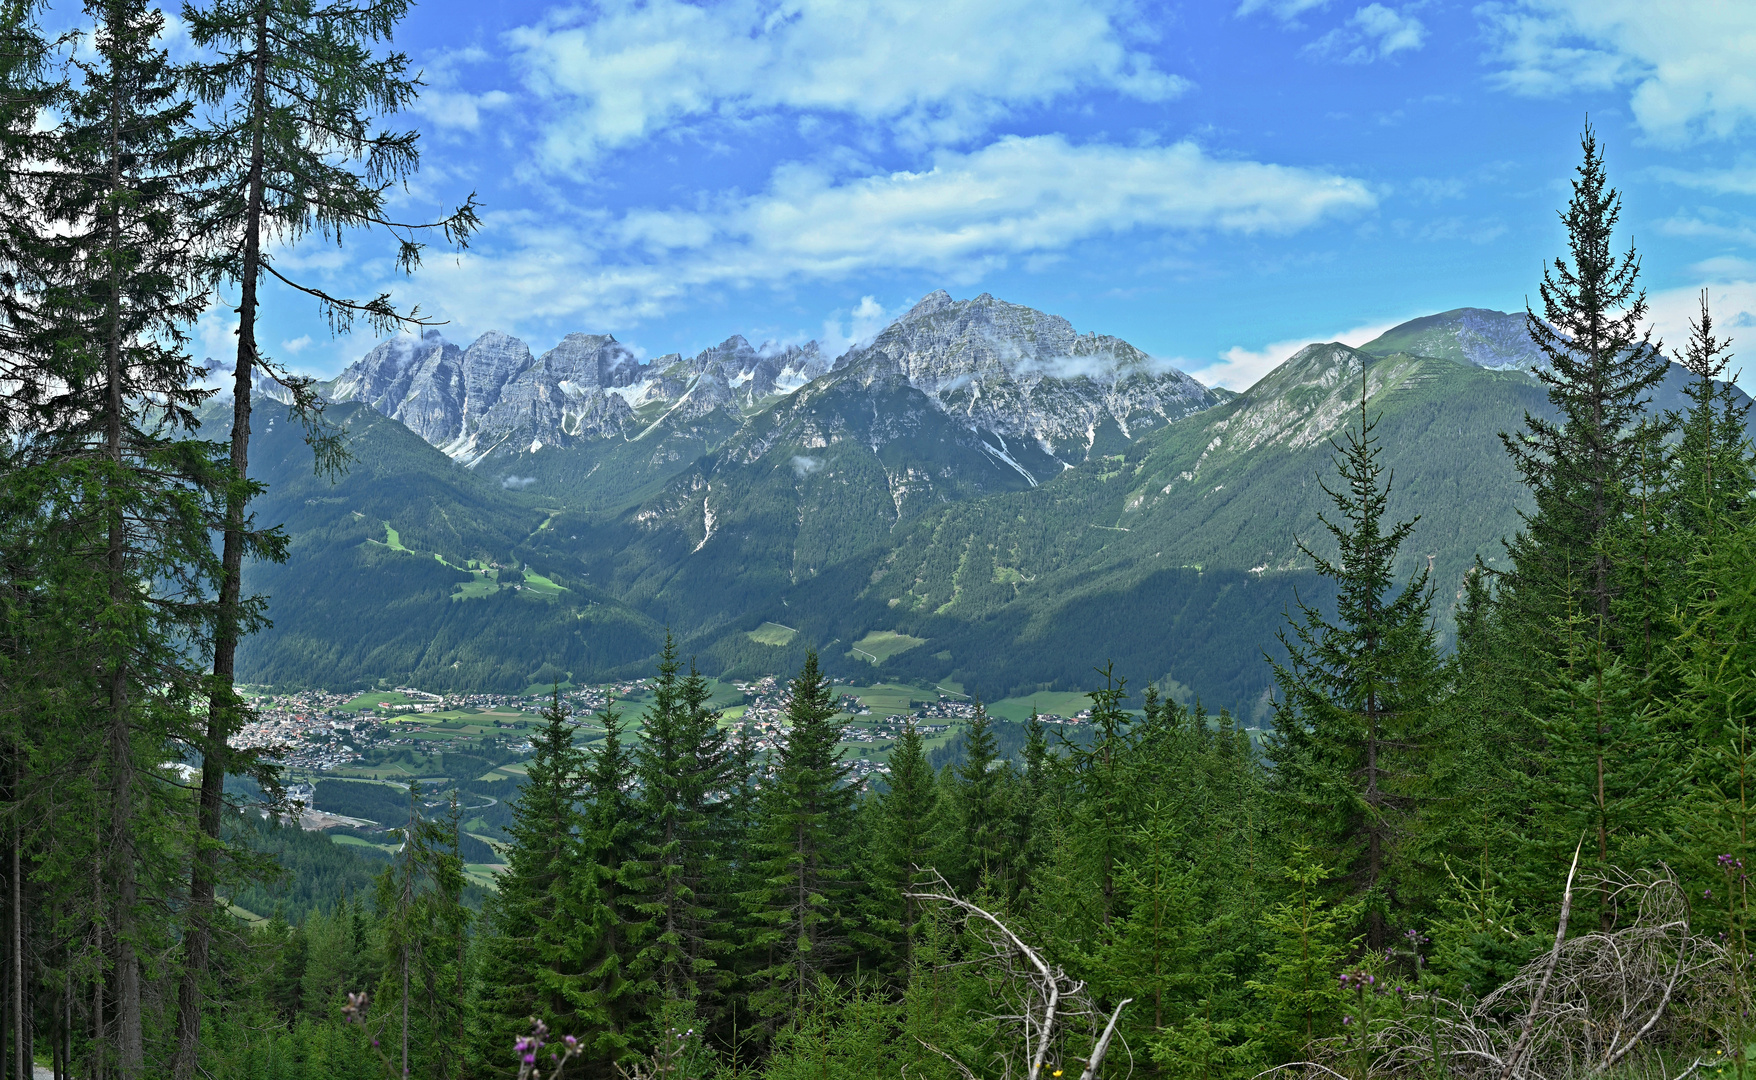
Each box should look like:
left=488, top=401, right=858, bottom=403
left=1267, top=384, right=1441, bottom=946
left=746, top=651, right=861, bottom=1023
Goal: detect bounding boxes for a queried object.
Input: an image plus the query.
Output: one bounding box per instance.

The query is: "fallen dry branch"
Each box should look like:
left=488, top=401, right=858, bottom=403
left=1276, top=863, right=1736, bottom=1080
left=907, top=873, right=1133, bottom=1080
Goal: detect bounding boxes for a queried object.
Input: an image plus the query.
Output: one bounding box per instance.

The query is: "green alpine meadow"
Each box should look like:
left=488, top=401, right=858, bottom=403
left=5, top=2, right=1756, bottom=1079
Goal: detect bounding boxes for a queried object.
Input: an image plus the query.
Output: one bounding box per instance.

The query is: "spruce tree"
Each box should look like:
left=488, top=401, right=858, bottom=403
left=632, top=639, right=734, bottom=1007
left=1673, top=293, right=1751, bottom=540
left=466, top=690, right=584, bottom=1076
left=746, top=651, right=861, bottom=1022
left=867, top=721, right=941, bottom=962
left=951, top=702, right=1008, bottom=896
left=1492, top=126, right=1682, bottom=925
left=31, top=2, right=227, bottom=1070
left=1247, top=845, right=1362, bottom=1065
left=1052, top=665, right=1140, bottom=928
left=1499, top=122, right=1672, bottom=653
left=548, top=696, right=641, bottom=1068
left=1267, top=388, right=1441, bottom=947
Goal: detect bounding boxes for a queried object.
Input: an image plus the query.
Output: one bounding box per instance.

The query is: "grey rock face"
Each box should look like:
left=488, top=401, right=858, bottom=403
left=1358, top=308, right=1545, bottom=372
left=327, top=331, right=467, bottom=447
left=323, top=292, right=1222, bottom=471
left=830, top=291, right=1224, bottom=462
left=327, top=324, right=842, bottom=464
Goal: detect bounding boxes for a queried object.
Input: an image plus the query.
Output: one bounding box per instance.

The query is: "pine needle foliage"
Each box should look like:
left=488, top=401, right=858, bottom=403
left=1267, top=386, right=1442, bottom=947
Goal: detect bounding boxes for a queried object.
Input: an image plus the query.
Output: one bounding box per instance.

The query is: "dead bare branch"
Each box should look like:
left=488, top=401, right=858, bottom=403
left=907, top=874, right=1130, bottom=1080
left=1500, top=836, right=1584, bottom=1080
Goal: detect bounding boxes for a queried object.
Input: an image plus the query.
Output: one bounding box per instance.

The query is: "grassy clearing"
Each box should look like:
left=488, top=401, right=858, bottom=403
left=451, top=576, right=499, bottom=600
left=382, top=523, right=408, bottom=551
left=747, top=621, right=797, bottom=647
left=849, top=630, right=927, bottom=664
left=839, top=682, right=924, bottom=715
left=331, top=833, right=400, bottom=857
left=451, top=564, right=567, bottom=603
left=463, top=864, right=507, bottom=889
left=520, top=568, right=567, bottom=599
left=986, top=690, right=1093, bottom=722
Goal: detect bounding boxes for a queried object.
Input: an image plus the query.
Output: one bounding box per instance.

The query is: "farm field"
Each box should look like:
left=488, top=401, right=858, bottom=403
left=746, top=621, right=797, bottom=647
left=985, top=690, right=1094, bottom=722
left=848, top=630, right=926, bottom=663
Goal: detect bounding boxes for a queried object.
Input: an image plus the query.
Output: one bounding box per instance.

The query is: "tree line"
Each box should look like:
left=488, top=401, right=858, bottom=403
left=0, top=0, right=472, bottom=1075
left=0, top=0, right=1750, bottom=1071
left=215, top=128, right=1755, bottom=1079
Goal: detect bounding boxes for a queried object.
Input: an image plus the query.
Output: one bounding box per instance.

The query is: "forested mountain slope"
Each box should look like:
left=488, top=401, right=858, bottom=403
left=232, top=402, right=667, bottom=691
left=235, top=299, right=1746, bottom=716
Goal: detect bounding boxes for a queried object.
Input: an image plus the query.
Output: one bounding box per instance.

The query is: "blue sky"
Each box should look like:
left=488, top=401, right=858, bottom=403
left=163, top=0, right=1756, bottom=389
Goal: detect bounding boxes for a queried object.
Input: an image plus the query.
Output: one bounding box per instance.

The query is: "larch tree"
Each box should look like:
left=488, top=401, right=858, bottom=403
left=172, top=0, right=477, bottom=1064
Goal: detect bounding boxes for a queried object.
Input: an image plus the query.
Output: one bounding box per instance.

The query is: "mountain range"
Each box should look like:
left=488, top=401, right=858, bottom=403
left=227, top=294, right=1738, bottom=719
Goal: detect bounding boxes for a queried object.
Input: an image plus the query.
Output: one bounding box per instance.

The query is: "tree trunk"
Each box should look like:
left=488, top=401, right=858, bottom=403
left=12, top=821, right=21, bottom=1080
left=103, top=55, right=143, bottom=1076
left=173, top=7, right=271, bottom=1076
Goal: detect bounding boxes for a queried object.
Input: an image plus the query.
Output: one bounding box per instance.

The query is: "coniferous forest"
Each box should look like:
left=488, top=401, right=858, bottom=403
left=3, top=2, right=1756, bottom=1079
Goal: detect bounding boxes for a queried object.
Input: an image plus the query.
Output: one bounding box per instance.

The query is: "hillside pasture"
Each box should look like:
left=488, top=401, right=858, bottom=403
left=747, top=621, right=798, bottom=647
left=849, top=630, right=926, bottom=664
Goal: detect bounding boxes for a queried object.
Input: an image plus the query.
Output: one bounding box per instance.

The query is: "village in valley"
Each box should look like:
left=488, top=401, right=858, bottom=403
left=234, top=676, right=1095, bottom=783
left=224, top=672, right=1102, bottom=896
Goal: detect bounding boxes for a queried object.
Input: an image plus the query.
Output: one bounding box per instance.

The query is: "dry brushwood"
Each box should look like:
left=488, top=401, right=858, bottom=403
left=1267, top=859, right=1737, bottom=1080
left=906, top=873, right=1132, bottom=1080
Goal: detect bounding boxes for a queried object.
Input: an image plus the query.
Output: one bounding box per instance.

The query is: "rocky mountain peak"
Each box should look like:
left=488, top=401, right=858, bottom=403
left=321, top=291, right=1230, bottom=475
left=1359, top=307, right=1542, bottom=371
left=828, top=291, right=1223, bottom=461
left=326, top=325, right=833, bottom=465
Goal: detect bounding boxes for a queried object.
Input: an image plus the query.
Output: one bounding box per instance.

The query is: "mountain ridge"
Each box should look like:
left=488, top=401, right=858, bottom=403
left=229, top=296, right=1750, bottom=716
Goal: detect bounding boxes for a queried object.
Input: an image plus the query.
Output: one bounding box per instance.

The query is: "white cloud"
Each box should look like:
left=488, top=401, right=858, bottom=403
left=396, top=135, right=1376, bottom=335
left=791, top=455, right=825, bottom=477
left=1190, top=317, right=1403, bottom=392
left=1237, top=0, right=1330, bottom=22
left=1483, top=1, right=1756, bottom=144
left=1659, top=210, right=1756, bottom=248
left=415, top=88, right=514, bottom=132
left=1351, top=5, right=1426, bottom=57
left=1647, top=278, right=1756, bottom=389
left=501, top=475, right=538, bottom=489
left=1690, top=256, right=1756, bottom=280
left=406, top=47, right=515, bottom=132
left=820, top=295, right=904, bottom=360
left=1649, top=162, right=1756, bottom=196
left=282, top=334, right=313, bottom=355
left=506, top=0, right=1188, bottom=168
left=1308, top=4, right=1426, bottom=63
